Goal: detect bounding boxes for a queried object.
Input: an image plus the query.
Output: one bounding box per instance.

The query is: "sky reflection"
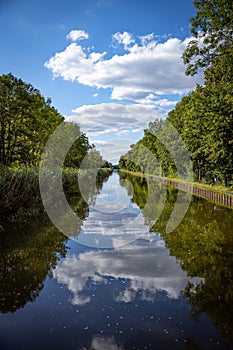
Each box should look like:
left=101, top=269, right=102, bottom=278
left=53, top=237, right=200, bottom=306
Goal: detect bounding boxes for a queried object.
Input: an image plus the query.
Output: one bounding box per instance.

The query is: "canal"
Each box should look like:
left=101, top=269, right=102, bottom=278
left=0, top=171, right=233, bottom=349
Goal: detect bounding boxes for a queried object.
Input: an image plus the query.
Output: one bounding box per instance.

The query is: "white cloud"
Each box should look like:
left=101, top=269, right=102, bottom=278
left=66, top=29, right=89, bottom=42
left=139, top=33, right=154, bottom=46
left=112, top=31, right=135, bottom=49
left=92, top=138, right=135, bottom=164
left=45, top=30, right=203, bottom=163
left=92, top=140, right=115, bottom=146
left=154, top=99, right=179, bottom=107
left=45, top=43, right=106, bottom=81
left=68, top=103, right=161, bottom=135
left=66, top=102, right=165, bottom=162
left=45, top=31, right=203, bottom=100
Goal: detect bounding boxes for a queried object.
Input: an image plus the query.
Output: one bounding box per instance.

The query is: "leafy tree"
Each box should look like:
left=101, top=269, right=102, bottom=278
left=0, top=73, right=96, bottom=170
left=183, top=0, right=233, bottom=75
left=101, top=160, right=113, bottom=169
left=119, top=118, right=193, bottom=180
left=0, top=73, right=64, bottom=166
left=168, top=88, right=209, bottom=182
left=80, top=146, right=105, bottom=169
left=171, top=51, right=233, bottom=185
left=200, top=52, right=233, bottom=186
left=64, top=125, right=91, bottom=168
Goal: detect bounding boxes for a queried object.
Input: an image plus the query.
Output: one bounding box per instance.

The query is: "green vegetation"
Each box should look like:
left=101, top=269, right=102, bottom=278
left=119, top=119, right=185, bottom=179
left=0, top=73, right=61, bottom=166
left=182, top=0, right=233, bottom=76
left=0, top=73, right=92, bottom=168
left=0, top=73, right=112, bottom=225
left=0, top=167, right=42, bottom=224
left=119, top=1, right=233, bottom=188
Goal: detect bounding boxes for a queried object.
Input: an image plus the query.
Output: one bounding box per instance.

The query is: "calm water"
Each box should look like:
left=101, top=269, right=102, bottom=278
left=1, top=171, right=233, bottom=350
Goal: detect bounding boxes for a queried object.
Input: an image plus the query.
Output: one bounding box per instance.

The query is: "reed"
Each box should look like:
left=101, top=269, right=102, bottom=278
left=0, top=166, right=113, bottom=226
left=0, top=167, right=42, bottom=223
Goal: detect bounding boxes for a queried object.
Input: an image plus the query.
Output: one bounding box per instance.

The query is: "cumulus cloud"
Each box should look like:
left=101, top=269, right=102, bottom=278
left=89, top=139, right=133, bottom=163
left=112, top=31, right=135, bottom=49
left=53, top=238, right=201, bottom=306
left=154, top=99, right=179, bottom=107
left=66, top=103, right=165, bottom=161
left=139, top=33, right=154, bottom=46
left=68, top=103, right=161, bottom=135
left=45, top=43, right=106, bottom=81
left=66, top=29, right=89, bottom=41
left=45, top=29, right=203, bottom=162
left=45, top=30, right=202, bottom=100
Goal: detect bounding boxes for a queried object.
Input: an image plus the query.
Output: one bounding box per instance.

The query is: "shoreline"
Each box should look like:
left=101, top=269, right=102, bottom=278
left=119, top=169, right=233, bottom=209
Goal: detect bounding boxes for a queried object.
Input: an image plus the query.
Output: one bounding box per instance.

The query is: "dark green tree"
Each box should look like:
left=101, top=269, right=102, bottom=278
left=0, top=73, right=96, bottom=169
left=0, top=73, right=64, bottom=166
left=64, top=127, right=91, bottom=168
left=200, top=51, right=233, bottom=186
left=168, top=88, right=209, bottom=182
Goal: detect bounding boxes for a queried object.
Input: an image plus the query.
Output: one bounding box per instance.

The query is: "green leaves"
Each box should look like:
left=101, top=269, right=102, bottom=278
left=120, top=47, right=233, bottom=186
left=0, top=73, right=64, bottom=166
left=0, top=73, right=95, bottom=169
left=183, top=0, right=233, bottom=75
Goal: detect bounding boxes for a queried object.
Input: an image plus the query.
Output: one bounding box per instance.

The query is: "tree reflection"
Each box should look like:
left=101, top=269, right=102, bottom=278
left=0, top=218, right=68, bottom=313
left=0, top=170, right=112, bottom=313
left=120, top=172, right=233, bottom=341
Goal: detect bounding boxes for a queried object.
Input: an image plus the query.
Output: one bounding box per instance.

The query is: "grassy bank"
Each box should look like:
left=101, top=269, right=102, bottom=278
left=119, top=169, right=233, bottom=208
left=119, top=169, right=233, bottom=194
left=0, top=167, right=42, bottom=225
left=0, top=166, right=113, bottom=229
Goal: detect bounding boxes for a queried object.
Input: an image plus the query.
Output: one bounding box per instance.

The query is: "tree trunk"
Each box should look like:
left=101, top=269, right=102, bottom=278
left=197, top=160, right=202, bottom=182
left=224, top=176, right=228, bottom=188
left=0, top=118, right=6, bottom=164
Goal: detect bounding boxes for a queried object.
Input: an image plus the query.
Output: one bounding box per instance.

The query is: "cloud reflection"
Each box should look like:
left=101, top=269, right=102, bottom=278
left=81, top=335, right=124, bottom=350
left=53, top=238, right=200, bottom=305
left=76, top=173, right=148, bottom=248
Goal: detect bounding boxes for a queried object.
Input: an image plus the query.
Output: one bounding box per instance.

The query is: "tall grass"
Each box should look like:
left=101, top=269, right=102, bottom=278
left=0, top=166, right=113, bottom=228
left=0, top=167, right=42, bottom=224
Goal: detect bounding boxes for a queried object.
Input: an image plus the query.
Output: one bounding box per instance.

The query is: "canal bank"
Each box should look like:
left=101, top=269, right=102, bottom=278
left=119, top=170, right=233, bottom=209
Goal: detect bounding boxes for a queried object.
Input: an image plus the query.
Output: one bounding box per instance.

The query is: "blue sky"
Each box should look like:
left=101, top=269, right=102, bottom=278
left=0, top=0, right=203, bottom=163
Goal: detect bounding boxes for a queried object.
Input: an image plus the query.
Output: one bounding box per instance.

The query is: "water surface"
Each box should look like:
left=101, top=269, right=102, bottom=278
left=0, top=171, right=233, bottom=349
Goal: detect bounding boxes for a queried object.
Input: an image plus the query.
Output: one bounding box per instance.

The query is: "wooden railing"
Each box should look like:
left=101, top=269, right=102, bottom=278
left=145, top=174, right=233, bottom=208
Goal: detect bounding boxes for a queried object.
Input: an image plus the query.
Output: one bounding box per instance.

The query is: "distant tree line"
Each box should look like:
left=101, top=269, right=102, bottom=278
left=119, top=0, right=233, bottom=187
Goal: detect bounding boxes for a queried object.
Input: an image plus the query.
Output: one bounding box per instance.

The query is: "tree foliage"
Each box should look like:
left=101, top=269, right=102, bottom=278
left=0, top=73, right=92, bottom=168
left=182, top=0, right=233, bottom=75
left=119, top=119, right=179, bottom=178
left=119, top=4, right=233, bottom=187
left=0, top=74, right=63, bottom=166
left=169, top=50, right=233, bottom=185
